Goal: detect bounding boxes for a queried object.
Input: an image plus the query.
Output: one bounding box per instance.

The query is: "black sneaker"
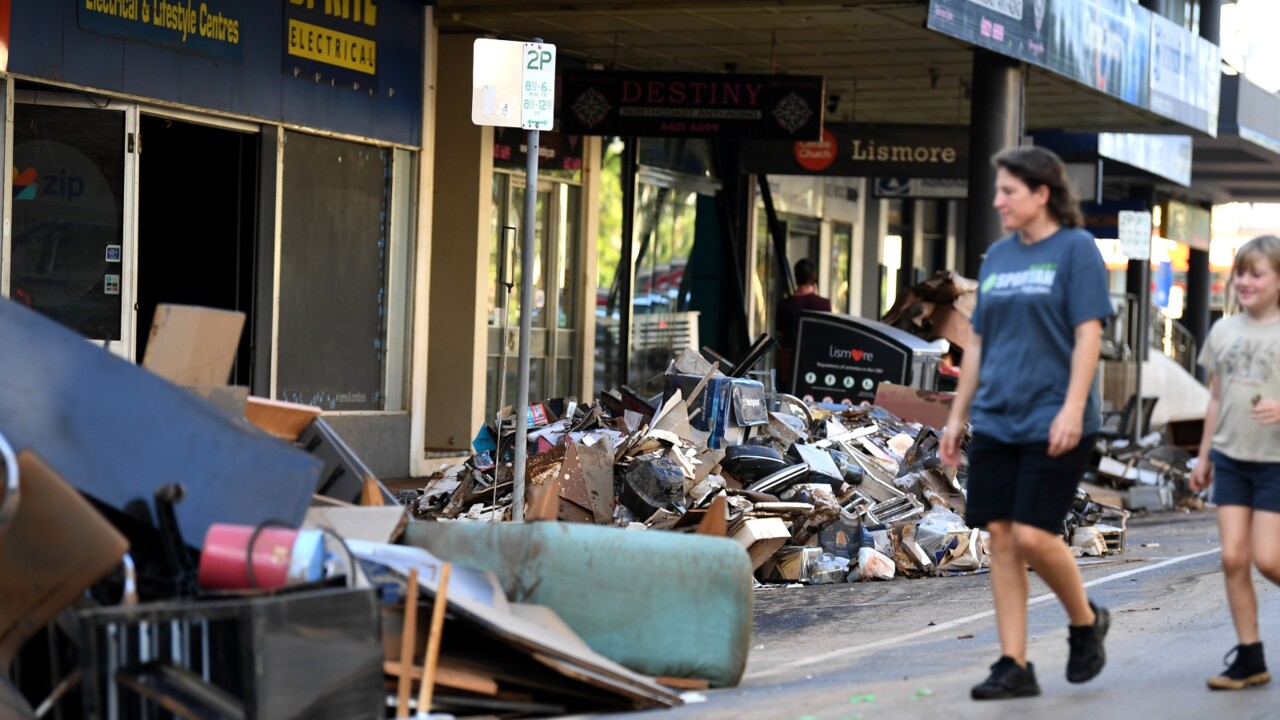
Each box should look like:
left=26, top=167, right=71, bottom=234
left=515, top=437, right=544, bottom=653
left=1067, top=601, right=1110, bottom=683
left=971, top=656, right=1041, bottom=700
left=1208, top=642, right=1271, bottom=690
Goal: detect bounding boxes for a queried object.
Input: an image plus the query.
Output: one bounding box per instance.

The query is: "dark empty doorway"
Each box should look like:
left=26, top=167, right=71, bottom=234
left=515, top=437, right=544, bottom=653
left=135, top=116, right=260, bottom=385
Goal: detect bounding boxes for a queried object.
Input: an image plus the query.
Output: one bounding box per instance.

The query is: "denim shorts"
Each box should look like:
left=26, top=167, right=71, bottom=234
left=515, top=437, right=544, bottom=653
left=965, top=433, right=1096, bottom=534
left=1209, top=450, right=1280, bottom=513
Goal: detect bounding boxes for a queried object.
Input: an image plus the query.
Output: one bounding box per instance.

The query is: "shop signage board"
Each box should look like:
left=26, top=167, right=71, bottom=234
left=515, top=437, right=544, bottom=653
left=1098, top=132, right=1193, bottom=187
left=493, top=128, right=584, bottom=173
left=927, top=0, right=1218, bottom=136
left=1118, top=210, right=1152, bottom=261
left=742, top=123, right=968, bottom=179
left=1161, top=199, right=1211, bottom=252
left=927, top=0, right=1147, bottom=106
left=80, top=0, right=246, bottom=62
left=560, top=69, right=824, bottom=140
left=873, top=177, right=968, bottom=199
left=926, top=0, right=1049, bottom=68
left=283, top=0, right=378, bottom=90
left=1149, top=13, right=1221, bottom=137
left=1081, top=199, right=1147, bottom=241
left=791, top=312, right=941, bottom=406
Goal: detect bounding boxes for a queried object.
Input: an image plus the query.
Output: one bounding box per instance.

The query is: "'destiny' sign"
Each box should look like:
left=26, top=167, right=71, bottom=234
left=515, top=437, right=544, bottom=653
left=560, top=69, right=825, bottom=141
left=742, top=123, right=969, bottom=179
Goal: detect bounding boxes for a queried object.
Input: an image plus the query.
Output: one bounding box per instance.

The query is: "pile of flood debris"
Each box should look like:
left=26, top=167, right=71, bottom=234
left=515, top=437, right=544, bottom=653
left=410, top=346, right=1130, bottom=586
left=1, top=299, right=690, bottom=719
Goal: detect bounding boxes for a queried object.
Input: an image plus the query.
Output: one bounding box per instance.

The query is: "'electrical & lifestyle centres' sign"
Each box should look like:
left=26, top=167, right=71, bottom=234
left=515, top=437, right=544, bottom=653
left=79, top=0, right=244, bottom=61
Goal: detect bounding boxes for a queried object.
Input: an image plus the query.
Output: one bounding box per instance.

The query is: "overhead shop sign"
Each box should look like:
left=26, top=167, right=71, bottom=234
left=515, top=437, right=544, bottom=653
left=873, top=178, right=968, bottom=199
left=1149, top=13, right=1220, bottom=137
left=560, top=69, right=824, bottom=141
left=1162, top=199, right=1211, bottom=252
left=741, top=123, right=968, bottom=179
left=283, top=0, right=378, bottom=92
left=79, top=0, right=244, bottom=61
left=493, top=128, right=584, bottom=173
left=1098, top=132, right=1192, bottom=187
left=927, top=0, right=1218, bottom=136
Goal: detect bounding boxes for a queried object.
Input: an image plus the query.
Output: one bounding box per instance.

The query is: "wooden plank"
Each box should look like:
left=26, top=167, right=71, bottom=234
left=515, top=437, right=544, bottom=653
left=395, top=568, right=419, bottom=718
left=695, top=495, right=728, bottom=537
left=245, top=396, right=322, bottom=441
left=383, top=660, right=500, bottom=697
left=660, top=671, right=711, bottom=691
left=655, top=676, right=711, bottom=690
left=417, top=563, right=453, bottom=713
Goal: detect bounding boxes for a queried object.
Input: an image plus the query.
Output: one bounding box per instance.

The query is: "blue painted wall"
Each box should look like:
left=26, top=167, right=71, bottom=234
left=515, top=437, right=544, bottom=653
left=10, top=1, right=423, bottom=146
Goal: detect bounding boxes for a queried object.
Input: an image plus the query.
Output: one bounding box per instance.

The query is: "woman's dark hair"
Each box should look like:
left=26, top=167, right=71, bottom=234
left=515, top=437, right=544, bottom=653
left=992, top=146, right=1084, bottom=228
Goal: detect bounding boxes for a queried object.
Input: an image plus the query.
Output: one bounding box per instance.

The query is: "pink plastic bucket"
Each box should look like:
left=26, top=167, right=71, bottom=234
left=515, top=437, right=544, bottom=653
left=198, top=523, right=299, bottom=590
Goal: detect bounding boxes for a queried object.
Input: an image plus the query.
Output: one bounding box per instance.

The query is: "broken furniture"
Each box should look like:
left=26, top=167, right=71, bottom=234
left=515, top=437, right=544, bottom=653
left=402, top=520, right=754, bottom=688
left=0, top=439, right=130, bottom=718
left=299, top=417, right=399, bottom=505
left=0, top=298, right=323, bottom=552
left=350, top=540, right=682, bottom=714
left=1098, top=394, right=1160, bottom=444
left=77, top=585, right=384, bottom=719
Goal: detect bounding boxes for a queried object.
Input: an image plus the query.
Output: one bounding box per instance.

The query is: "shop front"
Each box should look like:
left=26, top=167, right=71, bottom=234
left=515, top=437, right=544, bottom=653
left=1, top=1, right=427, bottom=478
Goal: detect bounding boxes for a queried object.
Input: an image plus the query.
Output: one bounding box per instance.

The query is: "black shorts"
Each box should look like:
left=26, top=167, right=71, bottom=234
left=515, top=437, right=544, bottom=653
left=964, top=433, right=1096, bottom=534
left=1209, top=449, right=1280, bottom=513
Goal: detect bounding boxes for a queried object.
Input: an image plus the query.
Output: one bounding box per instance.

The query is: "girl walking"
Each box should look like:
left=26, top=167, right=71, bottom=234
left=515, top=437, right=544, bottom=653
left=1190, top=234, right=1280, bottom=690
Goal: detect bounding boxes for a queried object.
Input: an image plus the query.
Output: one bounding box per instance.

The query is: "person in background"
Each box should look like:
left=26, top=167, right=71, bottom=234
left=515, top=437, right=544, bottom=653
left=939, top=145, right=1114, bottom=700
left=775, top=258, right=831, bottom=394
left=1189, top=234, right=1280, bottom=691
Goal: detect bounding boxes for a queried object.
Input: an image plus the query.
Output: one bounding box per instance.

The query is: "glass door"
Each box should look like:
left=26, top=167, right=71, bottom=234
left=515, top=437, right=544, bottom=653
left=9, top=97, right=138, bottom=357
left=486, top=173, right=580, bottom=419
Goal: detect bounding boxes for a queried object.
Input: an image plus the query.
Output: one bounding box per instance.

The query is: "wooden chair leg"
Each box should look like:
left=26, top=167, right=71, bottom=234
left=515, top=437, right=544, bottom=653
left=395, top=568, right=420, bottom=718
left=415, top=563, right=451, bottom=717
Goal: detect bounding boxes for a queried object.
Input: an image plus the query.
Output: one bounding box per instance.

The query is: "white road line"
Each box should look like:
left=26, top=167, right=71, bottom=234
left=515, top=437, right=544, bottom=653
left=746, top=547, right=1222, bottom=680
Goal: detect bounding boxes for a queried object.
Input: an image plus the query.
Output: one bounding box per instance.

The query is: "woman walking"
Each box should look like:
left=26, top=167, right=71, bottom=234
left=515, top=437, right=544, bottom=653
left=1189, top=234, right=1280, bottom=690
left=940, top=146, right=1114, bottom=700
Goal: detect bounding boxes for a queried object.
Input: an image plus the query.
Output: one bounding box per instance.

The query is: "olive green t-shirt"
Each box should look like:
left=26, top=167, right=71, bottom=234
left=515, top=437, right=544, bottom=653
left=1197, top=312, right=1280, bottom=462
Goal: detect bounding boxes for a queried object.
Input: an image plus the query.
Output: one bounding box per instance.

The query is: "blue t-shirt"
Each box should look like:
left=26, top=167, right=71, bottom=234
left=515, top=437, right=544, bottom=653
left=970, top=227, right=1115, bottom=444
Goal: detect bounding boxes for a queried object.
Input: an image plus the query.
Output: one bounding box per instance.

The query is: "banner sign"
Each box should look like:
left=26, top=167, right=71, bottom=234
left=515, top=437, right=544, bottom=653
left=1046, top=0, right=1149, bottom=108
left=926, top=0, right=1049, bottom=67
left=1149, top=13, right=1221, bottom=136
left=928, top=0, right=1216, bottom=127
left=493, top=128, right=584, bottom=172
left=873, top=177, right=969, bottom=199
left=1098, top=132, right=1193, bottom=186
left=741, top=123, right=968, bottom=178
left=1082, top=199, right=1147, bottom=241
left=283, top=0, right=379, bottom=92
left=560, top=69, right=824, bottom=140
left=1162, top=199, right=1211, bottom=252
left=79, top=0, right=244, bottom=61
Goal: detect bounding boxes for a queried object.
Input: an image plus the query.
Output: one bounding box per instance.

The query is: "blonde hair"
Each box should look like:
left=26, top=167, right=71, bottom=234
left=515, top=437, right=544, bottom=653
left=1229, top=234, right=1280, bottom=311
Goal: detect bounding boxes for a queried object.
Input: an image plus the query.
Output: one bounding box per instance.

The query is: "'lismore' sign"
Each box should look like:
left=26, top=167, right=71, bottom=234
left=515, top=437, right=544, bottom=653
left=560, top=69, right=825, bottom=141
left=742, top=123, right=969, bottom=179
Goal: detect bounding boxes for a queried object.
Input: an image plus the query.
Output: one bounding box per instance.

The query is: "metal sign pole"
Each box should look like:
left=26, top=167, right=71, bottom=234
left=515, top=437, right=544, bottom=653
left=1119, top=209, right=1153, bottom=448
left=1134, top=261, right=1148, bottom=446
left=512, top=129, right=540, bottom=522
left=471, top=35, right=555, bottom=522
